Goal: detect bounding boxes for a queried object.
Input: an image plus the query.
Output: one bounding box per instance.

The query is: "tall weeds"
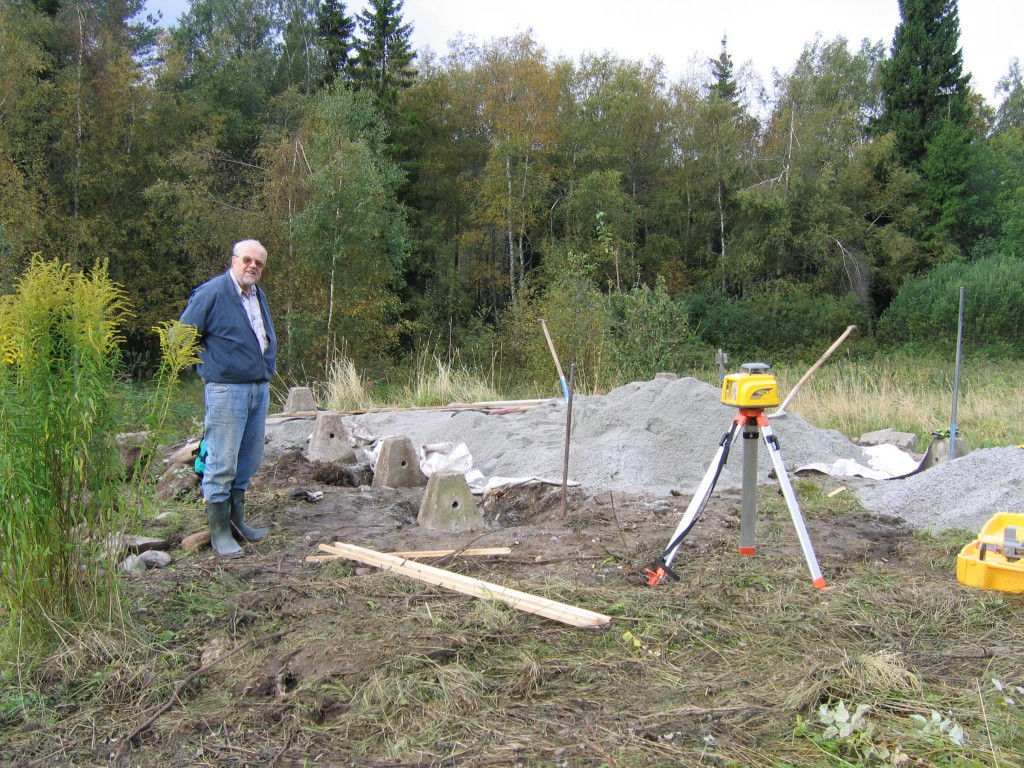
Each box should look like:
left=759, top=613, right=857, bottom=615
left=0, top=258, right=131, bottom=651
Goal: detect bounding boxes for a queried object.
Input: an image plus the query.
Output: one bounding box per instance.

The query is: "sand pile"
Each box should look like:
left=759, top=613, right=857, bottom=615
left=854, top=446, right=1024, bottom=533
left=264, top=376, right=1024, bottom=533
left=345, top=377, right=871, bottom=497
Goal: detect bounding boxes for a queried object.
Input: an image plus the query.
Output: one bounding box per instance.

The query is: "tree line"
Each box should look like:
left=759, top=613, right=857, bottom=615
left=2, top=0, right=1023, bottom=385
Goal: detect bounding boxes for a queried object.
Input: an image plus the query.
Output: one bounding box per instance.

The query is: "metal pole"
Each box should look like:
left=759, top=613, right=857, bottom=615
left=560, top=363, right=576, bottom=519
left=950, top=286, right=965, bottom=460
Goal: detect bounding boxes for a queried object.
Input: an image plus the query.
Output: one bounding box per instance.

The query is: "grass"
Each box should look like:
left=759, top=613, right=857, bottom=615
left=756, top=353, right=1024, bottom=451
left=4, top=483, right=1024, bottom=766
left=5, top=345, right=1022, bottom=766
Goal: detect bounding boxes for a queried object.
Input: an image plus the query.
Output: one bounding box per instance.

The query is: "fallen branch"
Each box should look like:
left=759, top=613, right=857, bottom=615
left=319, top=542, right=611, bottom=628
left=114, top=629, right=289, bottom=760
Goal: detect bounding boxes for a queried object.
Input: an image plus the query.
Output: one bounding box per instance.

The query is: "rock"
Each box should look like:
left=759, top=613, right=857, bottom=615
left=157, top=465, right=201, bottom=501
left=107, top=534, right=171, bottom=559
left=181, top=530, right=211, bottom=552
left=859, top=428, right=918, bottom=452
left=116, top=431, right=150, bottom=480
left=119, top=549, right=171, bottom=573
left=166, top=439, right=202, bottom=469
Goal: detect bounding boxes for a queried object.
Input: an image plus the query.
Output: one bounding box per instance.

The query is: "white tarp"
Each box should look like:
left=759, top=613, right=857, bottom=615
left=795, top=443, right=921, bottom=480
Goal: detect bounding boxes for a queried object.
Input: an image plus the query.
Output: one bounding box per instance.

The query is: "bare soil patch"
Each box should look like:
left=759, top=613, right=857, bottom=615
left=8, top=378, right=1023, bottom=767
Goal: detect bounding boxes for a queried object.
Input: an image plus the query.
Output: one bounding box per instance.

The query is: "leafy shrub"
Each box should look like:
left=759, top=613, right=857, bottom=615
left=877, top=253, right=1024, bottom=356
left=607, top=279, right=712, bottom=380
left=684, top=281, right=866, bottom=362
left=499, top=247, right=612, bottom=395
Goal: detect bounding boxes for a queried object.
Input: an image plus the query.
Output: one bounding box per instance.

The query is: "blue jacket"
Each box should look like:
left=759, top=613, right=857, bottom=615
left=179, top=271, right=277, bottom=383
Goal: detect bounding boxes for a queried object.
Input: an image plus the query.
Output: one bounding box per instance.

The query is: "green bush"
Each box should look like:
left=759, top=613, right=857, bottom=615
left=607, top=279, right=712, bottom=381
left=684, top=281, right=867, bottom=362
left=498, top=246, right=612, bottom=395
left=877, top=253, right=1024, bottom=356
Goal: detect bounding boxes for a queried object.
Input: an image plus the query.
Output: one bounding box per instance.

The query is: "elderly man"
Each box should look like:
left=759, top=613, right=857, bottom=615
left=179, top=239, right=277, bottom=557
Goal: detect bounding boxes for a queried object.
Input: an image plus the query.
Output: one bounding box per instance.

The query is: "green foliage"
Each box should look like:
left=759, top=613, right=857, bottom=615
left=877, top=254, right=1024, bottom=355
left=685, top=281, right=867, bottom=361
left=0, top=258, right=130, bottom=649
left=499, top=246, right=611, bottom=394
left=795, top=700, right=909, bottom=765
left=352, top=0, right=417, bottom=115
left=876, top=0, right=973, bottom=171
left=607, top=279, right=711, bottom=380
left=290, top=86, right=410, bottom=370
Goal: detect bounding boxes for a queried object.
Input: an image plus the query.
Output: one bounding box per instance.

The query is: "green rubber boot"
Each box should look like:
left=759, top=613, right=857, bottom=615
left=207, top=499, right=243, bottom=558
left=230, top=488, right=268, bottom=543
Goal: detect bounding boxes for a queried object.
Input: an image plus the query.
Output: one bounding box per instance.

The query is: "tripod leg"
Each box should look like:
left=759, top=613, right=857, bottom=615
left=740, top=421, right=758, bottom=555
left=647, top=420, right=743, bottom=584
left=760, top=424, right=828, bottom=590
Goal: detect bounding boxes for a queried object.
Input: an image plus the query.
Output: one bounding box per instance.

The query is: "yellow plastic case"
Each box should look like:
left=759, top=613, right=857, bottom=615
left=956, top=512, right=1024, bottom=593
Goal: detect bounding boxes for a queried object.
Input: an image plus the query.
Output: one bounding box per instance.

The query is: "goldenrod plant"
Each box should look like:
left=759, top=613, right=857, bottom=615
left=0, top=258, right=131, bottom=650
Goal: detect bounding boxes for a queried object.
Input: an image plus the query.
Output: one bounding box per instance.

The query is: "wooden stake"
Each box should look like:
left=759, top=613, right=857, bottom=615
left=318, top=542, right=611, bottom=628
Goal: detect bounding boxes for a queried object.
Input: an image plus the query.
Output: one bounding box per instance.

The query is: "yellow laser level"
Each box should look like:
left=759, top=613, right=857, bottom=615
left=720, top=362, right=780, bottom=409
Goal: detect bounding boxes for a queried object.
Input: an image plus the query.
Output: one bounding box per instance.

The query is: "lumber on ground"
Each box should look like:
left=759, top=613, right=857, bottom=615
left=268, top=399, right=551, bottom=419
left=318, top=542, right=611, bottom=628
left=305, top=546, right=512, bottom=563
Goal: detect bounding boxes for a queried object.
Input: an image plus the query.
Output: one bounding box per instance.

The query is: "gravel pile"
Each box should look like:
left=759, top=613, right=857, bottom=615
left=265, top=376, right=1024, bottom=533
left=345, top=376, right=871, bottom=497
left=854, top=446, right=1024, bottom=533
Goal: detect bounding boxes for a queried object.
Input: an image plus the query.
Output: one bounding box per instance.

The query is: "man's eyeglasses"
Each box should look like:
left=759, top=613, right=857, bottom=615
left=236, top=255, right=266, bottom=269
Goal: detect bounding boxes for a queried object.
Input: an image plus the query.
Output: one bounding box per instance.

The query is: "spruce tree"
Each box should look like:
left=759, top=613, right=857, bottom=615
left=876, top=0, right=972, bottom=170
left=876, top=0, right=975, bottom=249
left=316, top=0, right=356, bottom=86
left=352, top=0, right=416, bottom=113
left=709, top=36, right=738, bottom=107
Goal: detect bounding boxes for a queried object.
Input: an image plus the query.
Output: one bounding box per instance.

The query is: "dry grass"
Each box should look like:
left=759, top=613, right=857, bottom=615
left=772, top=354, right=1024, bottom=449
left=7, top=514, right=1022, bottom=768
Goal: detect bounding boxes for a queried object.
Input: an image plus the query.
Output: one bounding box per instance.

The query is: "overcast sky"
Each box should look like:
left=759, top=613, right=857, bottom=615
left=143, top=0, right=1021, bottom=107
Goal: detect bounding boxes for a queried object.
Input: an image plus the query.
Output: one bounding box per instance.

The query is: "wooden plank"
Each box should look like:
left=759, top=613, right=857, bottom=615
left=305, top=546, right=512, bottom=563
left=268, top=399, right=552, bottom=420
left=318, top=542, right=611, bottom=628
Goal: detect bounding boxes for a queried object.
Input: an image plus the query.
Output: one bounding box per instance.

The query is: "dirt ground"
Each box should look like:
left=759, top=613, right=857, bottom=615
left=12, top=407, right=1023, bottom=768
left=103, top=452, right=938, bottom=767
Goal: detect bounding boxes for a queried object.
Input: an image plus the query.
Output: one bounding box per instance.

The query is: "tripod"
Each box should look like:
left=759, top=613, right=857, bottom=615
left=646, top=370, right=828, bottom=590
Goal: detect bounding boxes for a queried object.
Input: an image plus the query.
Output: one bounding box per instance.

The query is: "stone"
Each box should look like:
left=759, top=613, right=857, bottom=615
left=859, top=428, right=918, bottom=452
left=283, top=386, right=318, bottom=414
left=181, top=530, right=212, bottom=552
left=166, top=440, right=201, bottom=469
left=417, top=470, right=485, bottom=532
left=120, top=550, right=171, bottom=573
left=157, top=465, right=201, bottom=501
left=116, top=431, right=150, bottom=480
left=372, top=436, right=428, bottom=488
left=308, top=413, right=356, bottom=463
left=654, top=372, right=679, bottom=381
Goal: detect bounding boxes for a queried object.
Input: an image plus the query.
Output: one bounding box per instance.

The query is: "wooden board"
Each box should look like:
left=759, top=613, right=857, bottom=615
left=318, top=542, right=611, bottom=629
left=305, top=546, right=512, bottom=563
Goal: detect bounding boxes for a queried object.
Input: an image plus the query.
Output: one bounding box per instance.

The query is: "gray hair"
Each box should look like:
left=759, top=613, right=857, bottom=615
left=232, top=239, right=267, bottom=259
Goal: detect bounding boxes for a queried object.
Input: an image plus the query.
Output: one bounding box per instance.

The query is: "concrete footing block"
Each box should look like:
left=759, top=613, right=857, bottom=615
left=372, top=436, right=428, bottom=488
left=859, top=428, right=917, bottom=452
left=417, top=470, right=484, bottom=531
left=283, top=386, right=318, bottom=413
left=308, top=413, right=356, bottom=463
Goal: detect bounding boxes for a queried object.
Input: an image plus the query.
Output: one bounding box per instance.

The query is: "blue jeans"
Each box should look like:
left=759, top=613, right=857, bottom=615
left=202, top=381, right=269, bottom=503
